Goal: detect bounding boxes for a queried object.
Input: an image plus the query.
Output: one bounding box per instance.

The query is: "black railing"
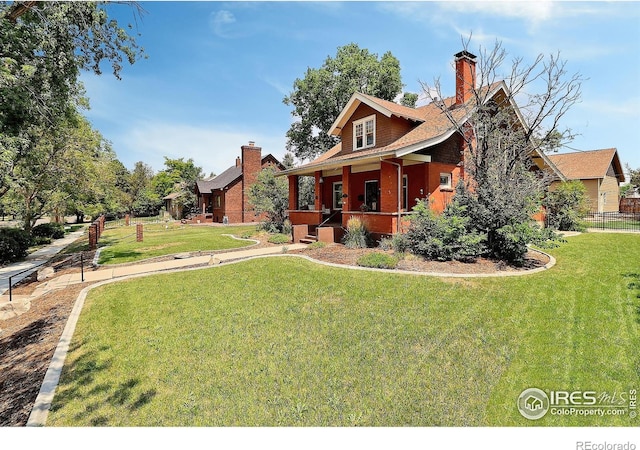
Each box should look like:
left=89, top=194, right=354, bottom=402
left=6, top=265, right=38, bottom=303
left=582, top=211, right=640, bottom=231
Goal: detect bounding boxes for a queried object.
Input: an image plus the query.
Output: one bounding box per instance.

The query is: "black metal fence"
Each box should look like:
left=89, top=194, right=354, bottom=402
left=582, top=211, right=640, bottom=231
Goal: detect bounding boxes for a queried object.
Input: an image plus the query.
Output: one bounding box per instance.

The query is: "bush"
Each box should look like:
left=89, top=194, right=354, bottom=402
left=0, top=228, right=33, bottom=264
left=405, top=200, right=485, bottom=262
left=492, top=222, right=560, bottom=266
left=268, top=233, right=290, bottom=244
left=342, top=216, right=370, bottom=249
left=356, top=252, right=399, bottom=269
left=544, top=181, right=590, bottom=231
left=33, top=236, right=53, bottom=245
left=282, top=219, right=292, bottom=236
left=257, top=221, right=281, bottom=234
left=307, top=241, right=327, bottom=250
left=378, top=234, right=408, bottom=253
left=32, top=222, right=65, bottom=239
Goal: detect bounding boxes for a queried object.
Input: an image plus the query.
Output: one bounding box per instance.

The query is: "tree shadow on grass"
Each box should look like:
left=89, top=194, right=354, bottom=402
left=51, top=342, right=157, bottom=425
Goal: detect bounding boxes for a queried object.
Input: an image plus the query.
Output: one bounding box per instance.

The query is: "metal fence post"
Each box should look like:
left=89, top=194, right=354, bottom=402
left=8, top=275, right=12, bottom=302
left=81, top=252, right=84, bottom=282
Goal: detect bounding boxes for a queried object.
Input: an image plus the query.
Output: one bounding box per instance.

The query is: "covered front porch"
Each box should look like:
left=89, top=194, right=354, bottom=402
left=285, top=154, right=460, bottom=243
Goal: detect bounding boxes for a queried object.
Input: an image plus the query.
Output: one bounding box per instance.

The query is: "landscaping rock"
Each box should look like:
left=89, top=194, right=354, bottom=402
left=174, top=253, right=192, bottom=259
left=0, top=299, right=31, bottom=320
left=36, top=267, right=55, bottom=281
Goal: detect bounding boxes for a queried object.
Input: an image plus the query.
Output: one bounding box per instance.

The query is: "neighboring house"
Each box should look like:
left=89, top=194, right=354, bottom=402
left=547, top=148, right=625, bottom=213
left=195, top=142, right=284, bottom=223
left=281, top=50, right=560, bottom=243
left=162, top=192, right=181, bottom=219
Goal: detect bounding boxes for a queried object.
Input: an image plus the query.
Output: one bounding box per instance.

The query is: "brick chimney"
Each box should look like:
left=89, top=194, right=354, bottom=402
left=236, top=156, right=241, bottom=167
left=454, top=50, right=477, bottom=105
left=241, top=141, right=262, bottom=222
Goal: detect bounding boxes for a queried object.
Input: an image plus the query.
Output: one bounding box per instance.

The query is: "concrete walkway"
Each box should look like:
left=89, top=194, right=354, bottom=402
left=0, top=229, right=86, bottom=296
left=40, top=244, right=307, bottom=289
left=0, top=243, right=307, bottom=320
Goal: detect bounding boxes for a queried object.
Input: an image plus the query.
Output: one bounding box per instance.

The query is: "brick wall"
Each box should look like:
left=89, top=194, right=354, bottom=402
left=241, top=143, right=263, bottom=222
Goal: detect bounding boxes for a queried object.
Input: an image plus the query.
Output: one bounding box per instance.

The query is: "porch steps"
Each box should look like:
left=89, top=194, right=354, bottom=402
left=299, top=234, right=318, bottom=245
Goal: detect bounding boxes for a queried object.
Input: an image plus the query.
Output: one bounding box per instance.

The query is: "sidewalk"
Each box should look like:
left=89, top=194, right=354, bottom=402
left=0, top=229, right=86, bottom=296
left=0, top=243, right=307, bottom=320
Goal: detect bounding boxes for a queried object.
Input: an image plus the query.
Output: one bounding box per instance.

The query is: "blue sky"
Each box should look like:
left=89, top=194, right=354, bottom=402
left=81, top=1, right=640, bottom=180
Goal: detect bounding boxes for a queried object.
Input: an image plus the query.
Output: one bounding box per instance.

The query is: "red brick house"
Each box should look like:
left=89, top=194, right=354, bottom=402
left=547, top=148, right=625, bottom=213
left=195, top=142, right=284, bottom=223
left=281, top=51, right=560, bottom=243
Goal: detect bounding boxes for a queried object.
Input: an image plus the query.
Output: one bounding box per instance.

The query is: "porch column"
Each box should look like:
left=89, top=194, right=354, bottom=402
left=314, top=171, right=322, bottom=211
left=342, top=165, right=351, bottom=212
left=380, top=158, right=402, bottom=213
left=288, top=175, right=299, bottom=210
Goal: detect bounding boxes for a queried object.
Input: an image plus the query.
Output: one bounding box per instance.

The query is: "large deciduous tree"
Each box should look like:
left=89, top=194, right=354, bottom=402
left=0, top=1, right=145, bottom=199
left=283, top=43, right=405, bottom=161
left=420, top=40, right=583, bottom=263
left=153, top=157, right=204, bottom=218
left=248, top=166, right=289, bottom=233
left=6, top=114, right=122, bottom=230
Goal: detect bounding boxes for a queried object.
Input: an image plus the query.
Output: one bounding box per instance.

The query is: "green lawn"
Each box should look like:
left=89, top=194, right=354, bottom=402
left=47, top=233, right=640, bottom=426
left=96, top=223, right=256, bottom=264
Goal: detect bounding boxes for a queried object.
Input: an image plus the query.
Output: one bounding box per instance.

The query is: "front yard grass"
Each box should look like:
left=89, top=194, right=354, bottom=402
left=47, top=233, right=640, bottom=426
left=96, top=223, right=256, bottom=264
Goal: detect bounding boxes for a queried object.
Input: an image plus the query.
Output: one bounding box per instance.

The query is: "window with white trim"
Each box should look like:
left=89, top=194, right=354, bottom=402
left=353, top=115, right=375, bottom=150
left=439, top=173, right=452, bottom=189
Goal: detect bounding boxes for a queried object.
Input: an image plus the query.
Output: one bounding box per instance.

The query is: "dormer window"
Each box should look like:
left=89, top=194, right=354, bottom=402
left=353, top=115, right=375, bottom=151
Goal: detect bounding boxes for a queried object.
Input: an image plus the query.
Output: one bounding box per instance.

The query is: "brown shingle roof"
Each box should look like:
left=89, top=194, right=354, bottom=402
left=547, top=148, right=625, bottom=183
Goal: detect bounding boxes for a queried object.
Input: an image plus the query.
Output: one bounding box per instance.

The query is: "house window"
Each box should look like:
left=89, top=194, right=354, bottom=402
left=439, top=173, right=452, bottom=189
left=364, top=180, right=379, bottom=211
left=353, top=115, right=375, bottom=150
left=402, top=175, right=408, bottom=210
left=216, top=195, right=221, bottom=208
left=333, top=182, right=343, bottom=210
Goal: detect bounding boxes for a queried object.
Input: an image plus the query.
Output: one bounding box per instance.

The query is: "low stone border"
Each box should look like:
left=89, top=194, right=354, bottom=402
left=26, top=245, right=555, bottom=426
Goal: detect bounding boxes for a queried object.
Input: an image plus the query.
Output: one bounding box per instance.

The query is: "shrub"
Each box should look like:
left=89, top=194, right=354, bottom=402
left=342, top=216, right=370, bottom=249
left=32, top=222, right=65, bottom=239
left=356, top=252, right=399, bottom=269
left=405, top=200, right=485, bottom=262
left=268, top=233, right=290, bottom=244
left=378, top=234, right=408, bottom=253
left=282, top=219, right=292, bottom=236
left=544, top=181, right=590, bottom=231
left=0, top=228, right=33, bottom=264
left=491, top=222, right=561, bottom=266
left=257, top=221, right=281, bottom=234
left=33, top=236, right=53, bottom=245
left=307, top=241, right=327, bottom=250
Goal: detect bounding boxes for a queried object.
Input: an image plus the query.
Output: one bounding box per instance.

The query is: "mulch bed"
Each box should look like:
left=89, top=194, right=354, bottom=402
left=295, top=243, right=549, bottom=274
left=0, top=238, right=549, bottom=426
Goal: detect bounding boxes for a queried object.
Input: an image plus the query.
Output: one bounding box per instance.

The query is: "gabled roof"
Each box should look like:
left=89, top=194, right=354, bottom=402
left=329, top=92, right=426, bottom=136
left=280, top=81, right=564, bottom=180
left=196, top=154, right=284, bottom=193
left=547, top=148, right=625, bottom=183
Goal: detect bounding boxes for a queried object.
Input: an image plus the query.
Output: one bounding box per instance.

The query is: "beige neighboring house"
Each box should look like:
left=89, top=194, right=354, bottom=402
left=547, top=148, right=625, bottom=213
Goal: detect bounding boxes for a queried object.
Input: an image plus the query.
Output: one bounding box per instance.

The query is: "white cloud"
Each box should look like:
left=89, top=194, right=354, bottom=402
left=117, top=121, right=287, bottom=175
left=210, top=10, right=239, bottom=39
